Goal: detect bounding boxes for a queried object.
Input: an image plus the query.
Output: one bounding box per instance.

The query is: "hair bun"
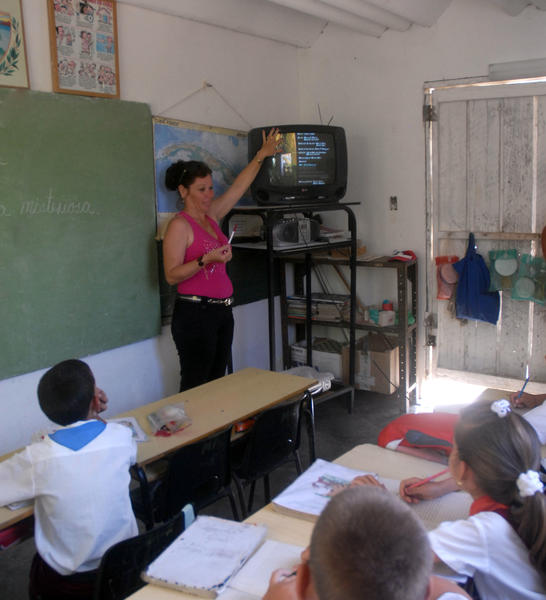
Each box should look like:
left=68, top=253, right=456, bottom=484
left=165, top=161, right=186, bottom=191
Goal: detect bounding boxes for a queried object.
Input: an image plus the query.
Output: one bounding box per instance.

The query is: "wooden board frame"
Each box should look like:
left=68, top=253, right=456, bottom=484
left=0, top=0, right=29, bottom=89
left=47, top=0, right=120, bottom=98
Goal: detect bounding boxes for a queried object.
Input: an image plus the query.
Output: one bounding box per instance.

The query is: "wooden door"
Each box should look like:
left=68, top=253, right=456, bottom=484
left=425, top=81, right=546, bottom=387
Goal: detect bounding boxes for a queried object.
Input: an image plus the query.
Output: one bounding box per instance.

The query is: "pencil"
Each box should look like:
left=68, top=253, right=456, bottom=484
left=405, top=467, right=450, bottom=491
left=516, top=376, right=530, bottom=400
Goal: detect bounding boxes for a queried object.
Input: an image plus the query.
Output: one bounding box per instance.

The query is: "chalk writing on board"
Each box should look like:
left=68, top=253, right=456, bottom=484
left=0, top=204, right=12, bottom=217
left=18, top=190, right=99, bottom=216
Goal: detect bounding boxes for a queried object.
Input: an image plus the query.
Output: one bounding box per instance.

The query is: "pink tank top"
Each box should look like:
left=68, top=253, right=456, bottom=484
left=176, top=213, right=233, bottom=299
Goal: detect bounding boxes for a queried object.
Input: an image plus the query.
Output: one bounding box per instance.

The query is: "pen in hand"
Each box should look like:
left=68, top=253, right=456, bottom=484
left=405, top=467, right=450, bottom=491
left=228, top=225, right=237, bottom=244
left=516, top=376, right=530, bottom=401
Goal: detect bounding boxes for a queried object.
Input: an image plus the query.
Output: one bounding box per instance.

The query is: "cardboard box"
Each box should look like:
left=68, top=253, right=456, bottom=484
left=291, top=337, right=344, bottom=379
left=342, top=334, right=399, bottom=395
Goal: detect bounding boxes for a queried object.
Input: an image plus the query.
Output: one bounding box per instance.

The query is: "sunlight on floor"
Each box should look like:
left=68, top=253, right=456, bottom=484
left=417, top=377, right=488, bottom=413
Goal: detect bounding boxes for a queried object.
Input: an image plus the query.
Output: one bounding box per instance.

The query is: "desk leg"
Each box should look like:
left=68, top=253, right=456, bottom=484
left=302, top=392, right=316, bottom=463
left=131, top=465, right=154, bottom=531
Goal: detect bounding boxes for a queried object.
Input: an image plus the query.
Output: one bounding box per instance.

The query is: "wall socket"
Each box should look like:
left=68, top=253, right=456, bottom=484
left=389, top=196, right=398, bottom=211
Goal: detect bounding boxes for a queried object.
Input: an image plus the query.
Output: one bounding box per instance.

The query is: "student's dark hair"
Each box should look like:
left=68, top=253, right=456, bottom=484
left=164, top=160, right=212, bottom=192
left=456, top=400, right=546, bottom=585
left=37, top=359, right=95, bottom=426
left=309, top=486, right=432, bottom=600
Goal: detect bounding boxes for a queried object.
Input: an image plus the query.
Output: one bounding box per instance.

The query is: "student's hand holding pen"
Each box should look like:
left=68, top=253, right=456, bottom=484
left=509, top=391, right=546, bottom=409
left=399, top=476, right=457, bottom=504
left=262, top=568, right=299, bottom=600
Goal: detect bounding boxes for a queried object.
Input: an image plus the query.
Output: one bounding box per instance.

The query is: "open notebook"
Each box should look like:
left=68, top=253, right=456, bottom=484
left=271, top=459, right=472, bottom=531
left=142, top=516, right=267, bottom=598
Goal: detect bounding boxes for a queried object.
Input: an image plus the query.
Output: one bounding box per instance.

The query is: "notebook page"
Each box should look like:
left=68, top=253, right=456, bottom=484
left=228, top=540, right=303, bottom=598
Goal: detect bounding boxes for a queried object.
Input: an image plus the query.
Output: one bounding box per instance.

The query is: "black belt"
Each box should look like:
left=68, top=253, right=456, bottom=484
left=177, top=294, right=234, bottom=307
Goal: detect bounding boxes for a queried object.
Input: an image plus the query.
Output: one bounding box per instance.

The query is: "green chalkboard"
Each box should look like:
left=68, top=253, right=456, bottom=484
left=0, top=88, right=160, bottom=380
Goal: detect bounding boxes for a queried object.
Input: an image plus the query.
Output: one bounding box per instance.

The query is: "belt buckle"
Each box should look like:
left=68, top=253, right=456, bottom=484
left=224, top=297, right=233, bottom=306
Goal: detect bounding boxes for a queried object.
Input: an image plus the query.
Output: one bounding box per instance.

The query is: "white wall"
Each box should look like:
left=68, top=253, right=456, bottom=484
left=0, top=0, right=297, bottom=454
left=299, top=0, right=546, bottom=374
left=4, top=0, right=546, bottom=454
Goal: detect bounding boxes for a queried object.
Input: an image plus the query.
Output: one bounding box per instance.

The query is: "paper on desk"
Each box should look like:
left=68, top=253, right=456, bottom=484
left=227, top=540, right=303, bottom=599
left=108, top=417, right=148, bottom=442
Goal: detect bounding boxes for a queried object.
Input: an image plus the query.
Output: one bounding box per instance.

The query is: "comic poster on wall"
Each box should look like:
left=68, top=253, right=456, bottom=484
left=47, top=0, right=119, bottom=98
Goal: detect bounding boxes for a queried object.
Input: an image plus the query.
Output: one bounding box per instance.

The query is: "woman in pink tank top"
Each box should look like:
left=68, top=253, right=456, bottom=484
left=162, top=128, right=279, bottom=391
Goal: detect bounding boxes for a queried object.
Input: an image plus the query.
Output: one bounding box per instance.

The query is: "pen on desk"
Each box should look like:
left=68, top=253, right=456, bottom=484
left=516, top=376, right=530, bottom=400
left=405, top=467, right=450, bottom=491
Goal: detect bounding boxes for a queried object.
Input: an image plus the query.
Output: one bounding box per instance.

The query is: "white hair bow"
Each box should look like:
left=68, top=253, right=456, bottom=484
left=490, top=399, right=511, bottom=417
left=516, top=470, right=544, bottom=498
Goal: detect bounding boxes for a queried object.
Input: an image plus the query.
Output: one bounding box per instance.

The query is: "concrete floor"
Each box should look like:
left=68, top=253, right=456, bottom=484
left=0, top=389, right=400, bottom=599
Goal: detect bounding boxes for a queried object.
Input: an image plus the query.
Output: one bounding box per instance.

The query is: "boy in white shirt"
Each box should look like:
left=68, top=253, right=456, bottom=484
left=263, top=486, right=469, bottom=600
left=0, top=359, right=138, bottom=600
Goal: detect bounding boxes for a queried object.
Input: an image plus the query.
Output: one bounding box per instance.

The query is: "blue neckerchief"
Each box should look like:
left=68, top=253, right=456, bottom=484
left=49, top=420, right=106, bottom=451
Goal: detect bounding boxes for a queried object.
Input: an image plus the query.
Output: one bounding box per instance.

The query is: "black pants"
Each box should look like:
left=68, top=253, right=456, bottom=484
left=171, top=299, right=234, bottom=392
left=29, top=553, right=96, bottom=600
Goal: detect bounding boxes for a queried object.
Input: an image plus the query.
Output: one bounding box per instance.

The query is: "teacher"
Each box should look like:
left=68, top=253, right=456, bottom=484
left=163, top=128, right=279, bottom=391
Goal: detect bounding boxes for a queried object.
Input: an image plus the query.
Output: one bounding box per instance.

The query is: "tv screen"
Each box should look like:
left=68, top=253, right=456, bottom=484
left=248, top=125, right=347, bottom=205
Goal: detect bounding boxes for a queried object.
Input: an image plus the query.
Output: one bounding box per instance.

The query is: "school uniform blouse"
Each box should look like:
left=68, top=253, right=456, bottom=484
left=429, top=511, right=545, bottom=600
left=0, top=420, right=138, bottom=575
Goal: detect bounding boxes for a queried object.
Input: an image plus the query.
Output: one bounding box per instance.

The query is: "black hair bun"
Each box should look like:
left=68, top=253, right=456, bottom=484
left=165, top=161, right=186, bottom=191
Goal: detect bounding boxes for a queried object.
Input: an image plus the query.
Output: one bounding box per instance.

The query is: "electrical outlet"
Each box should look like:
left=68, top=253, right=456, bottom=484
left=389, top=196, right=398, bottom=211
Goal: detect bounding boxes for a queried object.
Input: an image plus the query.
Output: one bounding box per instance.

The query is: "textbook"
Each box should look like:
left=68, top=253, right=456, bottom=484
left=141, top=516, right=267, bottom=598
left=271, top=459, right=472, bottom=530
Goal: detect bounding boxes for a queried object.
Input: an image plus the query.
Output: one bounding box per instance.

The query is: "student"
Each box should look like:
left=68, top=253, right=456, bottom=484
left=399, top=399, right=546, bottom=600
left=263, top=486, right=470, bottom=600
left=0, top=359, right=138, bottom=600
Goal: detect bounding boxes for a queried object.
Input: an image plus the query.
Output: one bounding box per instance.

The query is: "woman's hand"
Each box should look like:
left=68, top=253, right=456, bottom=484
left=349, top=474, right=385, bottom=489
left=204, top=244, right=232, bottom=265
left=257, top=127, right=281, bottom=161
left=399, top=477, right=456, bottom=504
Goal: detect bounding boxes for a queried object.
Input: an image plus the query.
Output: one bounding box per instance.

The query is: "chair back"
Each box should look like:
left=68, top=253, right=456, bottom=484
left=160, top=426, right=235, bottom=521
left=235, top=397, right=302, bottom=480
left=93, top=505, right=193, bottom=600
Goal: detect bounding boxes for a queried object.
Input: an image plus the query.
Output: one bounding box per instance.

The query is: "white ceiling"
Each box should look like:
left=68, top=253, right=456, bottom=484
left=120, top=0, right=546, bottom=48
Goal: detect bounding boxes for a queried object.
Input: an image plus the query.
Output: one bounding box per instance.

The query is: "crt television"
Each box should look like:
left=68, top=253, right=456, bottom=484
left=247, top=124, right=347, bottom=205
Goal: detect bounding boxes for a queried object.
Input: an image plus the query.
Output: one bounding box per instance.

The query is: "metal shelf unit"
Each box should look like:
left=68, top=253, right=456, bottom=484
left=282, top=255, right=418, bottom=413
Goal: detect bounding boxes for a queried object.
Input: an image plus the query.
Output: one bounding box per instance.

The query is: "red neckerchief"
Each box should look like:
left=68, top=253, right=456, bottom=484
left=469, top=495, right=510, bottom=520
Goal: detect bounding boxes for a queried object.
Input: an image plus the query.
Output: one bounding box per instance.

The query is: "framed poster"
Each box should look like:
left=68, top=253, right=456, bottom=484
left=0, top=0, right=29, bottom=88
left=47, top=0, right=119, bottom=98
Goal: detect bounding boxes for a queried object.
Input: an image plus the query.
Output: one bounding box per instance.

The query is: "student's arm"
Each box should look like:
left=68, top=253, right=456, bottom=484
left=399, top=477, right=458, bottom=504
left=0, top=449, right=34, bottom=506
left=209, top=128, right=279, bottom=221
left=428, top=575, right=471, bottom=599
left=510, top=391, right=546, bottom=409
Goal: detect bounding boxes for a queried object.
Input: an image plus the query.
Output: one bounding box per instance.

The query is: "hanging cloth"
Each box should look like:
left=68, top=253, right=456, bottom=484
left=452, top=233, right=500, bottom=325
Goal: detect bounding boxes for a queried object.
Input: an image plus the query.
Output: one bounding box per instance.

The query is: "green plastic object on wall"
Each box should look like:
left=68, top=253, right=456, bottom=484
left=0, top=88, right=160, bottom=380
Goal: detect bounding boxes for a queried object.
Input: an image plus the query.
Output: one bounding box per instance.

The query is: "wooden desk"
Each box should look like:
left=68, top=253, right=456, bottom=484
left=126, top=443, right=464, bottom=600
left=0, top=368, right=315, bottom=531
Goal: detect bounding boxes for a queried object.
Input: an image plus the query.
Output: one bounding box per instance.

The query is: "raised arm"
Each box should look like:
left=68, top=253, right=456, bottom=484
left=209, top=128, right=280, bottom=221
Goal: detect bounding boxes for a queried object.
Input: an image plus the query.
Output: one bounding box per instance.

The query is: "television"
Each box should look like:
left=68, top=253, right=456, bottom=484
left=247, top=124, right=347, bottom=205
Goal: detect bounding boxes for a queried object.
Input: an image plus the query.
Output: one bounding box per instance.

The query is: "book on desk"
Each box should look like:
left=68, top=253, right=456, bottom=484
left=271, top=459, right=472, bottom=531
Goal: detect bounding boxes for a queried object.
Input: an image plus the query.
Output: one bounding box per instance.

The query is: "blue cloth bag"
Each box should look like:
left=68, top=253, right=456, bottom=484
left=453, top=233, right=500, bottom=325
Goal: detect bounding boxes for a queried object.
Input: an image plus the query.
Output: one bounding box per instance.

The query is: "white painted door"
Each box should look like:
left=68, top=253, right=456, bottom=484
left=425, top=81, right=546, bottom=387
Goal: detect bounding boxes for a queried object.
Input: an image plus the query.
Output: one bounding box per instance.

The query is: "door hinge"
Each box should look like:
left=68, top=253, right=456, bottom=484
left=423, top=104, right=438, bottom=123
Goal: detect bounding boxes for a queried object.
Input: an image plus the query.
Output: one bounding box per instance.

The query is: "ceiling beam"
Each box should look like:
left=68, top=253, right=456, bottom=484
left=263, top=0, right=386, bottom=37
left=119, top=0, right=327, bottom=48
